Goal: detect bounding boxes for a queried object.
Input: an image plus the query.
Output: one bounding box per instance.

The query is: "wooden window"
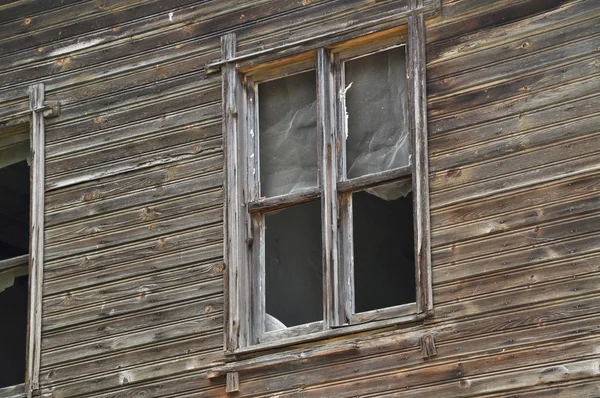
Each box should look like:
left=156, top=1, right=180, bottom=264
left=0, top=84, right=48, bottom=398
left=223, top=17, right=431, bottom=353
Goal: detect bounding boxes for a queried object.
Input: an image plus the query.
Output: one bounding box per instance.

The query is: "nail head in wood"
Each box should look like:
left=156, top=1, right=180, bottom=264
left=420, top=332, right=437, bottom=358
left=225, top=372, right=240, bottom=393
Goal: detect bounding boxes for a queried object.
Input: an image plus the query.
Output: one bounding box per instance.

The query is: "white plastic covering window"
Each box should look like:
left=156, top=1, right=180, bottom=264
left=258, top=71, right=318, bottom=198
left=344, top=47, right=411, bottom=200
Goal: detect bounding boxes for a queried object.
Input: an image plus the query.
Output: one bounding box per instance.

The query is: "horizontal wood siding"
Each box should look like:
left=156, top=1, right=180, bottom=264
left=0, top=0, right=598, bottom=396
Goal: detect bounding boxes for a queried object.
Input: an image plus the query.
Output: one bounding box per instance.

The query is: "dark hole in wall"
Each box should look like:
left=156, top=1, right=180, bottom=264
left=353, top=190, right=415, bottom=313
left=265, top=200, right=323, bottom=328
left=0, top=159, right=30, bottom=388
left=0, top=274, right=28, bottom=388
left=0, top=160, right=30, bottom=259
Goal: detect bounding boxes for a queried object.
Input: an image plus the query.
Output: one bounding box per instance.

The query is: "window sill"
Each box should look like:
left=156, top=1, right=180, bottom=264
left=220, top=309, right=431, bottom=362
left=208, top=310, right=432, bottom=380
left=0, top=383, right=26, bottom=398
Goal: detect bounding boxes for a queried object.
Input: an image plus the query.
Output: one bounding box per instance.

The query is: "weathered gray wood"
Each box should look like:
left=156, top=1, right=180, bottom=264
left=207, top=0, right=440, bottom=72
left=0, top=254, right=28, bottom=273
left=408, top=12, right=432, bottom=313
left=247, top=187, right=320, bottom=213
left=225, top=372, right=239, bottom=393
left=208, top=342, right=358, bottom=379
left=337, top=165, right=412, bottom=193
left=222, top=32, right=250, bottom=352
left=317, top=47, right=342, bottom=327
left=0, top=1, right=598, bottom=397
left=42, top=293, right=224, bottom=350
left=0, top=383, right=25, bottom=398
left=420, top=332, right=436, bottom=358
left=27, top=82, right=45, bottom=397
left=41, top=332, right=223, bottom=385
left=232, top=311, right=427, bottom=355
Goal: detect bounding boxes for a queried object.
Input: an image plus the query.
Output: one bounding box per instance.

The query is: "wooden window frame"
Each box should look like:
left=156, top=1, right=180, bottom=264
left=223, top=16, right=431, bottom=355
left=0, top=84, right=49, bottom=398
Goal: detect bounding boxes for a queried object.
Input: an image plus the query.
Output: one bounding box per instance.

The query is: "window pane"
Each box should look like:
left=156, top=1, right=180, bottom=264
left=265, top=200, right=322, bottom=329
left=259, top=71, right=318, bottom=197
left=344, top=47, right=410, bottom=179
left=352, top=189, right=415, bottom=313
left=0, top=272, right=27, bottom=388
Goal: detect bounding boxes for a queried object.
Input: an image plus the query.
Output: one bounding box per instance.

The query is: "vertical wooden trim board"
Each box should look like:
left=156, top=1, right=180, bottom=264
left=408, top=12, right=433, bottom=313
left=317, top=48, right=342, bottom=327
left=27, top=83, right=45, bottom=397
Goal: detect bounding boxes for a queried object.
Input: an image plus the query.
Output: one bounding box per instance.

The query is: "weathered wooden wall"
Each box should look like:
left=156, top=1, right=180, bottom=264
left=0, top=0, right=598, bottom=396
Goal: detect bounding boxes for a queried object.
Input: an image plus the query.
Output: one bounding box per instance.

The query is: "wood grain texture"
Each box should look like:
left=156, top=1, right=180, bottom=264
left=0, top=0, right=598, bottom=397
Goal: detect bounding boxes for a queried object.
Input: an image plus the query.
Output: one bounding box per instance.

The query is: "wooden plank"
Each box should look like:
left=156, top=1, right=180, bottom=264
left=221, top=32, right=250, bottom=352
left=27, top=82, right=45, bottom=396
left=45, top=153, right=222, bottom=214
left=435, top=272, right=600, bottom=321
left=0, top=383, right=25, bottom=398
left=247, top=187, right=320, bottom=213
left=429, top=92, right=600, bottom=159
left=207, top=342, right=357, bottom=379
left=419, top=332, right=436, bottom=358
left=42, top=293, right=223, bottom=350
left=46, top=188, right=222, bottom=245
left=430, top=103, right=600, bottom=173
left=43, top=260, right=223, bottom=316
left=43, top=312, right=223, bottom=367
left=429, top=71, right=600, bottom=137
left=46, top=163, right=223, bottom=228
left=427, top=0, right=598, bottom=61
left=434, top=232, right=600, bottom=284
left=46, top=129, right=222, bottom=191
left=317, top=47, right=342, bottom=326
left=45, top=205, right=222, bottom=260
left=41, top=350, right=224, bottom=398
left=426, top=0, right=568, bottom=45
left=270, top=339, right=600, bottom=397
left=44, top=231, right=223, bottom=295
left=428, top=11, right=600, bottom=84
left=46, top=100, right=221, bottom=160
left=435, top=252, right=600, bottom=304
left=47, top=121, right=221, bottom=176
left=42, top=277, right=223, bottom=332
left=225, top=372, right=239, bottom=393
left=234, top=318, right=599, bottom=396
left=386, top=356, right=600, bottom=398
left=429, top=54, right=600, bottom=120
left=432, top=183, right=600, bottom=246
left=208, top=0, right=439, bottom=71
left=408, top=11, right=432, bottom=313
left=430, top=133, right=600, bottom=209
left=41, top=332, right=222, bottom=385
left=432, top=210, right=600, bottom=267
left=337, top=166, right=411, bottom=193
left=0, top=254, right=28, bottom=273
left=431, top=170, right=600, bottom=229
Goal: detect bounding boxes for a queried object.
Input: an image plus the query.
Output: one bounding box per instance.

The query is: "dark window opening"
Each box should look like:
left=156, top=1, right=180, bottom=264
left=0, top=158, right=30, bottom=388
left=0, top=274, right=28, bottom=388
left=353, top=190, right=415, bottom=313
left=265, top=200, right=323, bottom=329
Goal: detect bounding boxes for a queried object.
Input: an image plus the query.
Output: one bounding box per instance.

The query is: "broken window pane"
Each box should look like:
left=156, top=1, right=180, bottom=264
left=352, top=189, right=415, bottom=313
left=264, top=200, right=323, bottom=329
left=258, top=71, right=318, bottom=197
left=344, top=47, right=410, bottom=180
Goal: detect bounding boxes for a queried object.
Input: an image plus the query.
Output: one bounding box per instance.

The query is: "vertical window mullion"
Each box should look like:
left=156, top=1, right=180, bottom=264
left=246, top=79, right=264, bottom=344
left=317, top=48, right=343, bottom=327
left=335, top=53, right=354, bottom=322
